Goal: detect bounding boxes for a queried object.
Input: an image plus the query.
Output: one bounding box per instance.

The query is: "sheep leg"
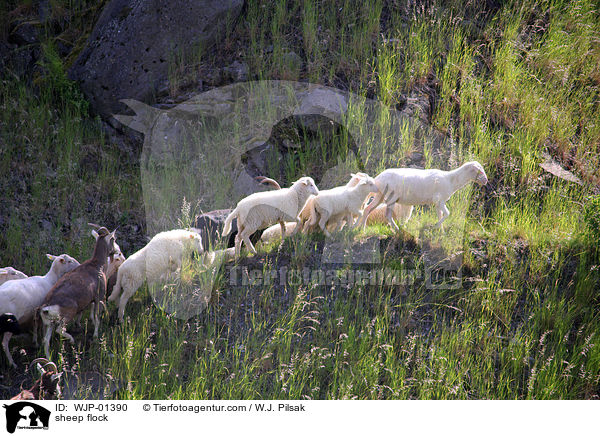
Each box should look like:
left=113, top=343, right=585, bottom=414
left=117, top=287, right=135, bottom=323
left=91, top=302, right=100, bottom=338
left=241, top=228, right=257, bottom=254
left=386, top=203, right=400, bottom=232
left=234, top=232, right=243, bottom=257
left=435, top=203, right=450, bottom=229
left=291, top=218, right=302, bottom=236
left=43, top=323, right=52, bottom=359
left=318, top=210, right=332, bottom=238
left=2, top=332, right=15, bottom=368
left=358, top=191, right=384, bottom=229
left=279, top=221, right=286, bottom=241
left=400, top=204, right=414, bottom=224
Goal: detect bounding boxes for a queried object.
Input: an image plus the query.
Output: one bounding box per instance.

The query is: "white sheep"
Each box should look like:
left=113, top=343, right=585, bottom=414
left=107, top=229, right=204, bottom=322
left=299, top=172, right=370, bottom=233
left=364, top=203, right=414, bottom=227
left=305, top=175, right=379, bottom=237
left=0, top=267, right=27, bottom=286
left=260, top=173, right=369, bottom=243
left=260, top=199, right=414, bottom=244
left=358, top=161, right=488, bottom=231
left=0, top=254, right=79, bottom=367
left=222, top=176, right=319, bottom=256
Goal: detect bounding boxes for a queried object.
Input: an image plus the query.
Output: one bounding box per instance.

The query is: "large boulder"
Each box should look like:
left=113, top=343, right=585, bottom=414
left=69, top=0, right=243, bottom=118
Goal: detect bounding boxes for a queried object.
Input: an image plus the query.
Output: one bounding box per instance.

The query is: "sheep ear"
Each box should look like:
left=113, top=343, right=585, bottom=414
left=59, top=257, right=65, bottom=263
left=46, top=254, right=55, bottom=260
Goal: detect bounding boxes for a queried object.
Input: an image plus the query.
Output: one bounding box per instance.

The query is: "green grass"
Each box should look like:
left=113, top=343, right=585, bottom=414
left=1, top=0, right=599, bottom=399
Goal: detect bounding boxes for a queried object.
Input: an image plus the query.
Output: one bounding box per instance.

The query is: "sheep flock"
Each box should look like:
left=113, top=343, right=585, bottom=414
left=0, top=161, right=487, bottom=389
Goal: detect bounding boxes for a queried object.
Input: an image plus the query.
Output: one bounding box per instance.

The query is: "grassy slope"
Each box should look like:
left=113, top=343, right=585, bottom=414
left=0, top=0, right=599, bottom=399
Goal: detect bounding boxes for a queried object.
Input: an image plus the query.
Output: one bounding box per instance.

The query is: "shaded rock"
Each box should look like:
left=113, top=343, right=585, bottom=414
left=223, top=60, right=249, bottom=82
left=8, top=22, right=39, bottom=46
left=113, top=81, right=451, bottom=235
left=69, top=0, right=243, bottom=118
left=193, top=209, right=264, bottom=249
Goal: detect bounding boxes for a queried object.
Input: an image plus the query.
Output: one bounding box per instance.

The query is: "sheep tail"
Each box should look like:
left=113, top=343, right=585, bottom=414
left=222, top=208, right=237, bottom=237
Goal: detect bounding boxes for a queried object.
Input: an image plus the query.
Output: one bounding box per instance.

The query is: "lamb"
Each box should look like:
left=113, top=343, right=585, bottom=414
left=222, top=176, right=319, bottom=256
left=107, top=229, right=204, bottom=323
left=260, top=173, right=369, bottom=243
left=305, top=175, right=379, bottom=237
left=193, top=176, right=281, bottom=249
left=40, top=225, right=118, bottom=359
left=298, top=172, right=370, bottom=233
left=357, top=161, right=488, bottom=231
left=0, top=267, right=27, bottom=286
left=0, top=254, right=80, bottom=367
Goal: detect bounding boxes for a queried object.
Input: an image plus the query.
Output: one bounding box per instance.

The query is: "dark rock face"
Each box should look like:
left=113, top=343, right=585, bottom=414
left=69, top=0, right=243, bottom=118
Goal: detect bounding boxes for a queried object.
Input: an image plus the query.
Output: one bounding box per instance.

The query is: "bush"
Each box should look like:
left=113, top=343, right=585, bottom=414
left=583, top=195, right=600, bottom=239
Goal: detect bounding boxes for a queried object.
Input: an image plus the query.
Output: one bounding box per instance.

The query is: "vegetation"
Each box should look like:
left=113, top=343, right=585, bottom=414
left=0, top=0, right=599, bottom=399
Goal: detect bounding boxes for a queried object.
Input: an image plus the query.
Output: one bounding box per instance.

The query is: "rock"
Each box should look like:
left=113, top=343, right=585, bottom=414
left=69, top=0, right=243, bottom=118
left=113, top=81, right=450, bottom=236
left=539, top=152, right=582, bottom=185
left=223, top=61, right=249, bottom=82
left=8, top=22, right=39, bottom=46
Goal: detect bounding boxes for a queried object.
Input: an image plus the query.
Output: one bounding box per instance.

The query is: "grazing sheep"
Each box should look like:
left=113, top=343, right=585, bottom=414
left=0, top=267, right=27, bottom=286
left=358, top=161, right=488, bottom=231
left=11, top=358, right=62, bottom=400
left=40, top=225, right=118, bottom=359
left=0, top=254, right=80, bottom=367
left=306, top=175, right=379, bottom=237
left=223, top=176, right=319, bottom=256
left=194, top=176, right=281, bottom=249
left=107, top=229, right=204, bottom=323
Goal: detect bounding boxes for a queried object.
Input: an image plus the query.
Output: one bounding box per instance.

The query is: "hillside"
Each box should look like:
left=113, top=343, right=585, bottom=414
left=0, top=0, right=599, bottom=399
